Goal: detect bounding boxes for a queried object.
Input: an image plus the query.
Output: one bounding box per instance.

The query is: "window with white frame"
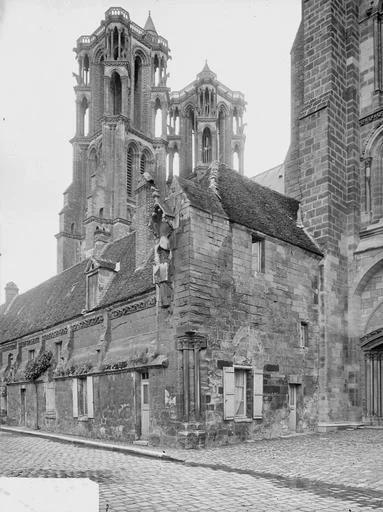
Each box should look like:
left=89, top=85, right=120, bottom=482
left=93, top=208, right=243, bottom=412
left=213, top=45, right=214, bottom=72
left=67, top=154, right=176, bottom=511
left=72, top=376, right=94, bottom=419
left=223, top=366, right=263, bottom=420
left=28, top=349, right=35, bottom=361
left=252, top=237, right=265, bottom=274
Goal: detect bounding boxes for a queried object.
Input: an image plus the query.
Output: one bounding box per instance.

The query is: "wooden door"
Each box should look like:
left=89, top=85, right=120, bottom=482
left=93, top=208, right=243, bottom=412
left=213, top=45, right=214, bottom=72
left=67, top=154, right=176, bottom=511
left=20, top=389, right=26, bottom=426
left=141, top=373, right=149, bottom=438
left=288, top=384, right=297, bottom=431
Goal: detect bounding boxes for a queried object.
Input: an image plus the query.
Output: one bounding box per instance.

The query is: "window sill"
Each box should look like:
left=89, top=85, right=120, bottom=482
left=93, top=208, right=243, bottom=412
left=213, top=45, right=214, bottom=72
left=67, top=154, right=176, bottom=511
left=234, top=417, right=252, bottom=423
left=77, top=415, right=89, bottom=422
left=45, top=410, right=56, bottom=420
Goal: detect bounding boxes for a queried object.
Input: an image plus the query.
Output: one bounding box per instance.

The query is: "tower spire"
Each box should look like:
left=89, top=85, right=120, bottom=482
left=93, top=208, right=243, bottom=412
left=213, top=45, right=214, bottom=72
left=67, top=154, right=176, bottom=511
left=144, top=10, right=157, bottom=33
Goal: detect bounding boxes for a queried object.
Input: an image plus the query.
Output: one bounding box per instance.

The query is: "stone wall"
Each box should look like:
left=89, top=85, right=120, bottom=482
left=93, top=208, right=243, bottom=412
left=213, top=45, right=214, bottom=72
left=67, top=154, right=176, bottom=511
left=171, top=200, right=321, bottom=444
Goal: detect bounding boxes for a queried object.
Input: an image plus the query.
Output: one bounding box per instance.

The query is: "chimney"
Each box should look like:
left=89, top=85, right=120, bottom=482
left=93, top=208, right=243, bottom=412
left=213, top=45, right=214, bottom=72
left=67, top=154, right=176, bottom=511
left=93, top=227, right=111, bottom=257
left=5, top=282, right=18, bottom=306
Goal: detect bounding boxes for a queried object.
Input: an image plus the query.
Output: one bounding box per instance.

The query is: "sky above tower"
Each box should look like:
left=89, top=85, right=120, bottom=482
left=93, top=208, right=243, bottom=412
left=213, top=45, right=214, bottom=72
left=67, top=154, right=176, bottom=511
left=0, top=0, right=301, bottom=301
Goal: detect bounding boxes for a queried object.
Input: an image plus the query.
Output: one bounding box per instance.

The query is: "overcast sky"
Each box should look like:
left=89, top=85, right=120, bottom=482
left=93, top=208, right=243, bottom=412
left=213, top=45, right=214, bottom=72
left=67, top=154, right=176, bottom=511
left=0, top=0, right=301, bottom=301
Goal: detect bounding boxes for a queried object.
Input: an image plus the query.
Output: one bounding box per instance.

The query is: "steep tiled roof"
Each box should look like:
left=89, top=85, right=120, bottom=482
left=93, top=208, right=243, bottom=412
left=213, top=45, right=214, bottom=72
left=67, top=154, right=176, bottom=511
left=100, top=234, right=154, bottom=306
left=251, top=163, right=285, bottom=194
left=179, top=166, right=322, bottom=256
left=0, top=234, right=154, bottom=344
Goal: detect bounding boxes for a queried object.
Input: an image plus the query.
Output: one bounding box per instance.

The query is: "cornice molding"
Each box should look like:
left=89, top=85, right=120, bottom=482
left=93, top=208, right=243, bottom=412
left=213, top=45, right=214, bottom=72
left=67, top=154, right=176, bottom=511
left=360, top=108, right=383, bottom=126
left=110, top=295, right=156, bottom=319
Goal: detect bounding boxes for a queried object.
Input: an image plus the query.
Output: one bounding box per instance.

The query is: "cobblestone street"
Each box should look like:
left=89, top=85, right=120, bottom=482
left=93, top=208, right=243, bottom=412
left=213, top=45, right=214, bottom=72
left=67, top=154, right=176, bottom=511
left=0, top=429, right=382, bottom=511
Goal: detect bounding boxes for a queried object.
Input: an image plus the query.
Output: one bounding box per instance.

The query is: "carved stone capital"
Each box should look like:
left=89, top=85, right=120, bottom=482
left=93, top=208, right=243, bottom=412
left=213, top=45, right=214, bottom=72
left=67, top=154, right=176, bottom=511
left=176, top=334, right=207, bottom=351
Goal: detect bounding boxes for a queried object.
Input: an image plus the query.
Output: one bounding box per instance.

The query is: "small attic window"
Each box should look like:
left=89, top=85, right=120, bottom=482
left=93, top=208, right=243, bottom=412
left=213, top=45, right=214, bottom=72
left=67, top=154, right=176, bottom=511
left=252, top=236, right=265, bottom=274
left=87, top=273, right=98, bottom=310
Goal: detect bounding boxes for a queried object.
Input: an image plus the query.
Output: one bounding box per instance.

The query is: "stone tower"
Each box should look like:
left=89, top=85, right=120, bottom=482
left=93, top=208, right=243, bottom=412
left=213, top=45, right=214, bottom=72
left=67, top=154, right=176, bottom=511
left=168, top=62, right=246, bottom=179
left=56, top=8, right=170, bottom=272
left=284, top=0, right=375, bottom=428
left=56, top=7, right=246, bottom=273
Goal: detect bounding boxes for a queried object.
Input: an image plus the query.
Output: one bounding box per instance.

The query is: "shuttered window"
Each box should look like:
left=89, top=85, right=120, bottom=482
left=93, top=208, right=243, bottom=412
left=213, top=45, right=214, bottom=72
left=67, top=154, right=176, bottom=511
left=223, top=366, right=235, bottom=420
left=126, top=148, right=133, bottom=197
left=140, top=153, right=146, bottom=174
left=72, top=378, right=78, bottom=417
left=73, top=376, right=94, bottom=419
left=45, top=382, right=56, bottom=412
left=223, top=366, right=264, bottom=421
left=86, top=376, right=94, bottom=419
left=253, top=369, right=263, bottom=418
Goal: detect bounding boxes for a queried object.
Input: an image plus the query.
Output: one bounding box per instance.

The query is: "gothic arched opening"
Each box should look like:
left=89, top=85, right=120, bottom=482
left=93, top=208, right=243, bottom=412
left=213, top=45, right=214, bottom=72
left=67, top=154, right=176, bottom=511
left=233, top=107, right=239, bottom=135
left=140, top=152, right=147, bottom=174
left=202, top=127, right=212, bottom=164
left=113, top=27, right=119, bottom=60
left=80, top=97, right=89, bottom=136
left=154, top=54, right=160, bottom=86
left=154, top=98, right=162, bottom=137
left=173, top=149, right=180, bottom=176
left=83, top=54, right=90, bottom=85
left=134, top=55, right=143, bottom=129
left=126, top=146, right=134, bottom=197
left=218, top=108, right=226, bottom=162
left=233, top=145, right=240, bottom=171
left=110, top=72, right=122, bottom=115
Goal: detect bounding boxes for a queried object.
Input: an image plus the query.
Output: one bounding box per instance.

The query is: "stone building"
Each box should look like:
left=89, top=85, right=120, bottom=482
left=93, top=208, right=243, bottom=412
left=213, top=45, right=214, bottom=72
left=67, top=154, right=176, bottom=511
left=1, top=1, right=382, bottom=448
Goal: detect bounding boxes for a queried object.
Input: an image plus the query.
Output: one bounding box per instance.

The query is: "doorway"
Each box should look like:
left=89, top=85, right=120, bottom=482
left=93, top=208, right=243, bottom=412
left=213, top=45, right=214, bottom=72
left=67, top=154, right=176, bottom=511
left=20, top=388, right=26, bottom=426
left=288, top=384, right=299, bottom=431
left=141, top=372, right=149, bottom=438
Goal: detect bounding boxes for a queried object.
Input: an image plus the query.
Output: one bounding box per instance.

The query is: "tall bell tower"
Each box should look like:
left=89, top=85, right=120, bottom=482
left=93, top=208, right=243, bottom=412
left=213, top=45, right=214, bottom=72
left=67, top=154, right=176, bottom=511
left=168, top=62, right=246, bottom=179
left=56, top=8, right=170, bottom=272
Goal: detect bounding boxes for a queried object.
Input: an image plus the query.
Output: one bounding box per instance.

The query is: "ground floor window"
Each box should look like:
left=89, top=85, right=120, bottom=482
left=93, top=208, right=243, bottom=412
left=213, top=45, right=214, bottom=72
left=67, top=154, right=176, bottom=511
left=45, top=382, right=56, bottom=412
left=72, top=376, right=94, bottom=419
left=223, top=366, right=263, bottom=420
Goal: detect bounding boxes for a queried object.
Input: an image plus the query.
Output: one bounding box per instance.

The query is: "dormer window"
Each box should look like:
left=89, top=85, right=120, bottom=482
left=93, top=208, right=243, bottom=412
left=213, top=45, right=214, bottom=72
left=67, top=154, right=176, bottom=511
left=85, top=257, right=117, bottom=311
left=87, top=271, right=98, bottom=310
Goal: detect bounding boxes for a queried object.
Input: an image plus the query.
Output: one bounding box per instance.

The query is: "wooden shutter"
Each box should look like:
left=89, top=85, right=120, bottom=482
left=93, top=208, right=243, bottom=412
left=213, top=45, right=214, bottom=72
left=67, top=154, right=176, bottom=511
left=223, top=366, right=235, bottom=420
left=72, top=378, right=78, bottom=417
left=87, top=376, right=94, bottom=419
left=253, top=369, right=263, bottom=418
left=45, top=382, right=55, bottom=411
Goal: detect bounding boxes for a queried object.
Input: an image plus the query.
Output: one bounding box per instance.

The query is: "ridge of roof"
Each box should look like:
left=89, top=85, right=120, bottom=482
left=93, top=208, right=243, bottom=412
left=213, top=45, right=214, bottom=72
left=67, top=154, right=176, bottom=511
left=178, top=166, right=322, bottom=256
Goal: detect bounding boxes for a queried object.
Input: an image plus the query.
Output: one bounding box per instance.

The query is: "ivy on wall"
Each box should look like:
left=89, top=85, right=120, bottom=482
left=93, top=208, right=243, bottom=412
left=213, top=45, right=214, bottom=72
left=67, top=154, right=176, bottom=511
left=24, top=351, right=53, bottom=381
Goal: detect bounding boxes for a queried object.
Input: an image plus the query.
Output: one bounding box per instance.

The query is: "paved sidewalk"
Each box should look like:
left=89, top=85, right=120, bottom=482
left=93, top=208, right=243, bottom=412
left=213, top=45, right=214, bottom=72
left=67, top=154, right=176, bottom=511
left=3, top=424, right=383, bottom=491
left=1, top=427, right=383, bottom=511
left=0, top=425, right=183, bottom=462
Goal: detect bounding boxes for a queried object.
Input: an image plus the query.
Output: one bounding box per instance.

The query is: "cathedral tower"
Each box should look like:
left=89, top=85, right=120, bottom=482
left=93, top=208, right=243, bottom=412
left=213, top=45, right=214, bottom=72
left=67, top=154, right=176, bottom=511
left=56, top=8, right=170, bottom=272
left=56, top=8, right=245, bottom=273
left=168, top=62, right=246, bottom=179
